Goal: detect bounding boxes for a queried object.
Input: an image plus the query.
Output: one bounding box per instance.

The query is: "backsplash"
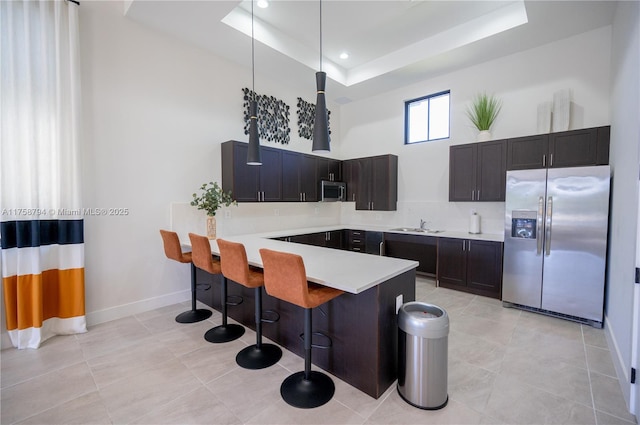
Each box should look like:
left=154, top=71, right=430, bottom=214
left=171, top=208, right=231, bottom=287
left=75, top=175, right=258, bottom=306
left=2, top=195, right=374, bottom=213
left=339, top=201, right=505, bottom=235
left=171, top=200, right=505, bottom=239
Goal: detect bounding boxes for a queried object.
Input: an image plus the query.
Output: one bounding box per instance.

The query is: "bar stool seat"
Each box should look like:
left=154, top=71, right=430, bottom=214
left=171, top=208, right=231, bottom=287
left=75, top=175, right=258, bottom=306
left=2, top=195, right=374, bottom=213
left=160, top=230, right=212, bottom=323
left=259, top=248, right=344, bottom=409
left=189, top=233, right=244, bottom=343
left=217, top=239, right=282, bottom=369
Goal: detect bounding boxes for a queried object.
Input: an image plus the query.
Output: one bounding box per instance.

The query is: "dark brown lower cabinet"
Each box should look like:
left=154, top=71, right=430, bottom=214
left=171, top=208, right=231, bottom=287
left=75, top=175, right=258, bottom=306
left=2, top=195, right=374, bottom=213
left=383, top=233, right=437, bottom=275
left=437, top=238, right=503, bottom=299
left=196, top=267, right=416, bottom=399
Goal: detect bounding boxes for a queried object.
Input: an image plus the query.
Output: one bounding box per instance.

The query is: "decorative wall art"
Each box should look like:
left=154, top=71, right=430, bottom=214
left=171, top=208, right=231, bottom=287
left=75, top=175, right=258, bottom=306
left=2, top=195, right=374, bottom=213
left=242, top=88, right=291, bottom=145
left=297, top=97, right=331, bottom=140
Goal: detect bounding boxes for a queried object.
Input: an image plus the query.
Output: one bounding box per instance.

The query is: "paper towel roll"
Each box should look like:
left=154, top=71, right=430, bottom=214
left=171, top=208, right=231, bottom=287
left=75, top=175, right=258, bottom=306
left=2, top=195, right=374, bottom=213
left=469, top=213, right=481, bottom=234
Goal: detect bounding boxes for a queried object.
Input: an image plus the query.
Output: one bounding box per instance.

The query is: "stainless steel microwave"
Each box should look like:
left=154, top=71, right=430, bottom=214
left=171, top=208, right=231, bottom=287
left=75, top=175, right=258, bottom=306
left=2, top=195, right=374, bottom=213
left=320, top=180, right=346, bottom=202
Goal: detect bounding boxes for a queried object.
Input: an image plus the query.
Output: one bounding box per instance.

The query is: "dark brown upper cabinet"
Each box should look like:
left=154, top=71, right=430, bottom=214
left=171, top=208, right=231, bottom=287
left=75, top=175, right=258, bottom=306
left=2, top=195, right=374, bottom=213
left=317, top=157, right=342, bottom=182
left=506, top=126, right=610, bottom=170
left=281, top=151, right=318, bottom=202
left=221, top=141, right=282, bottom=202
left=353, top=155, right=398, bottom=211
left=449, top=140, right=506, bottom=202
left=342, top=159, right=359, bottom=203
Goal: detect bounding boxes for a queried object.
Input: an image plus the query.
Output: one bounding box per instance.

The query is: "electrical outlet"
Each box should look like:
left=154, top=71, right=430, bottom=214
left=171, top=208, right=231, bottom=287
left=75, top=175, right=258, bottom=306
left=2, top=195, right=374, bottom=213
left=314, top=207, right=319, bottom=215
left=396, top=294, right=403, bottom=313
left=224, top=210, right=231, bottom=219
left=375, top=213, right=382, bottom=221
left=274, top=209, right=279, bottom=216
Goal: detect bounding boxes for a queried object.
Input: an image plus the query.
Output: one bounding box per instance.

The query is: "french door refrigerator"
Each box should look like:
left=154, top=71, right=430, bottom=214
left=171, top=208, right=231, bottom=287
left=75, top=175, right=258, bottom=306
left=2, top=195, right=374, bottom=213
left=502, top=165, right=610, bottom=328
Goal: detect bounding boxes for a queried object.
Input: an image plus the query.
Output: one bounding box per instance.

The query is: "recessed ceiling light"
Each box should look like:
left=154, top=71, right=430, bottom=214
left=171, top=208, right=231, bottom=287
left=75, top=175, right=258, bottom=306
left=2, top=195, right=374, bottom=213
left=339, top=52, right=349, bottom=60
left=257, top=0, right=269, bottom=8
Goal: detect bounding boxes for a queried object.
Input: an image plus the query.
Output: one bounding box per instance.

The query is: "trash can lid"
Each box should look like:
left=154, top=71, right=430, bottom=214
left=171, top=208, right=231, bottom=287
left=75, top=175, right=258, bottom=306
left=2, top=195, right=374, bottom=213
left=398, top=302, right=449, bottom=338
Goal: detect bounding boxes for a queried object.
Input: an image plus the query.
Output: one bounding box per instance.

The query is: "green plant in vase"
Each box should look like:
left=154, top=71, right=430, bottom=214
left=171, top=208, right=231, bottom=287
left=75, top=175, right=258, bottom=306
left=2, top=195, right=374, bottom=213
left=466, top=92, right=502, bottom=141
left=190, top=181, right=237, bottom=239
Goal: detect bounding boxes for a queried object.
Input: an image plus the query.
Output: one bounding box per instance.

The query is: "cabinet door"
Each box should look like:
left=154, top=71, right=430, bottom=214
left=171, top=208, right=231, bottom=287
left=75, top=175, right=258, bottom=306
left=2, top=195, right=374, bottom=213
left=370, top=155, right=398, bottom=211
left=299, top=155, right=318, bottom=202
left=477, top=140, right=506, bottom=201
left=596, top=126, right=610, bottom=165
left=317, top=158, right=342, bottom=182
left=281, top=151, right=301, bottom=201
left=325, top=230, right=343, bottom=249
left=506, top=135, right=549, bottom=170
left=384, top=233, right=437, bottom=274
left=449, top=145, right=476, bottom=201
left=466, top=240, right=503, bottom=298
left=549, top=128, right=597, bottom=168
left=355, top=158, right=372, bottom=210
left=259, top=147, right=282, bottom=201
left=328, top=159, right=342, bottom=182
left=222, top=142, right=260, bottom=202
left=343, top=159, right=358, bottom=202
left=437, top=238, right=467, bottom=287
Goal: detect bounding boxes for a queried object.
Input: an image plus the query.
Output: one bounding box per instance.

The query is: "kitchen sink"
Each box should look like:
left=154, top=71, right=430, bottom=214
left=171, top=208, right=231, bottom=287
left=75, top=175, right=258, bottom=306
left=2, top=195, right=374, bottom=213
left=390, top=227, right=444, bottom=234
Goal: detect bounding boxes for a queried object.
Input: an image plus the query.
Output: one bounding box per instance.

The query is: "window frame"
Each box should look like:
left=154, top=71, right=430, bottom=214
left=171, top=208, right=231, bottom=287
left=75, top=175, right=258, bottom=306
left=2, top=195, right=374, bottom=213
left=404, top=90, right=451, bottom=145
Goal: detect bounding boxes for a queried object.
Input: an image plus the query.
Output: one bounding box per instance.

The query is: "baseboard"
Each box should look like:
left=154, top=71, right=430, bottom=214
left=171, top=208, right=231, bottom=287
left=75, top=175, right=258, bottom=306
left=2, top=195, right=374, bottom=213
left=604, top=313, right=632, bottom=411
left=0, top=331, right=12, bottom=350
left=85, top=289, right=190, bottom=327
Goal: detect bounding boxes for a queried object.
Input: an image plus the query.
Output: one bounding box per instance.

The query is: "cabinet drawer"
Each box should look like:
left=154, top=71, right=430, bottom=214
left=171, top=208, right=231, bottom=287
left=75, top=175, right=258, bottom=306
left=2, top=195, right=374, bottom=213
left=347, top=230, right=366, bottom=252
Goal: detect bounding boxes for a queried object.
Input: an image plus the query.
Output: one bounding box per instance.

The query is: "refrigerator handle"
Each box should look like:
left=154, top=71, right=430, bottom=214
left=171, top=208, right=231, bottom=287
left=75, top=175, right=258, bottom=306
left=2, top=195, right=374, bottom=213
left=537, top=196, right=544, bottom=255
left=545, top=196, right=553, bottom=256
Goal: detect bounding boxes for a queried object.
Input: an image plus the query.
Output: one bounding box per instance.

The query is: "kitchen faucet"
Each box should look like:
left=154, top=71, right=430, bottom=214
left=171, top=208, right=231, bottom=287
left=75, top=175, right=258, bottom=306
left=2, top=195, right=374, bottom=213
left=420, top=219, right=428, bottom=230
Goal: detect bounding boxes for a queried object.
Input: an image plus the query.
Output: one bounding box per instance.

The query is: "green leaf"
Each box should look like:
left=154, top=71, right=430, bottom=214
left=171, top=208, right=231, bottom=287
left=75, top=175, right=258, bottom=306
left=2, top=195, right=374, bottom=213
left=466, top=92, right=502, bottom=131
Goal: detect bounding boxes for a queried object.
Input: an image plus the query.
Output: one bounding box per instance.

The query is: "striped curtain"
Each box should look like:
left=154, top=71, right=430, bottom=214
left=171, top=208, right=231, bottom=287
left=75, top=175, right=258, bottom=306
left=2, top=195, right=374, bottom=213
left=0, top=0, right=87, bottom=349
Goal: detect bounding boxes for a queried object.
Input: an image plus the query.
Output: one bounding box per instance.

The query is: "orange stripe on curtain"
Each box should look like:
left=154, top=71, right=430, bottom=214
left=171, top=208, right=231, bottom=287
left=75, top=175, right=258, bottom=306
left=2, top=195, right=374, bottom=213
left=2, top=268, right=85, bottom=331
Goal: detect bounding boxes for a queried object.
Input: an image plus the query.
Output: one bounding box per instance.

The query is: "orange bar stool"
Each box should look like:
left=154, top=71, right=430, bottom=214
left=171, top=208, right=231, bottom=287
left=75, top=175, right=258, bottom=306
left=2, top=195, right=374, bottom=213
left=218, top=239, right=282, bottom=369
left=189, top=233, right=245, bottom=343
left=259, top=248, right=344, bottom=409
left=160, top=230, right=212, bottom=323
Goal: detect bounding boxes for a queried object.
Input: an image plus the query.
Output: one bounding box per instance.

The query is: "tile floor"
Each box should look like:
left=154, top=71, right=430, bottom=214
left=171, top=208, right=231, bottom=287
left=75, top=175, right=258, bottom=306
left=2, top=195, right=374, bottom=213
left=1, top=276, right=636, bottom=424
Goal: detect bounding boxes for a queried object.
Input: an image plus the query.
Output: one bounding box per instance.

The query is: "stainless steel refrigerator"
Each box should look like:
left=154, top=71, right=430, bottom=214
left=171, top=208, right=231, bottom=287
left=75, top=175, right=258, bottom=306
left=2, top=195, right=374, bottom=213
left=502, top=165, right=610, bottom=328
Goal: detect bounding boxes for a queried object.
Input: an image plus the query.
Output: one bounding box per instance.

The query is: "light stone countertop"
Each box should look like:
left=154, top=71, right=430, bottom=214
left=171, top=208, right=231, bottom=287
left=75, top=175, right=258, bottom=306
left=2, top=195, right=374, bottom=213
left=183, top=225, right=503, bottom=295
left=192, top=234, right=419, bottom=295
left=253, top=225, right=505, bottom=243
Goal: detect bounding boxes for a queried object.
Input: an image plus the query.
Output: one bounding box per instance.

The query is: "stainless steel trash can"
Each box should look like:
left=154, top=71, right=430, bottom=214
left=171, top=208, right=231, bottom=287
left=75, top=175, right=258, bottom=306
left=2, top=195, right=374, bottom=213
left=397, top=302, right=449, bottom=410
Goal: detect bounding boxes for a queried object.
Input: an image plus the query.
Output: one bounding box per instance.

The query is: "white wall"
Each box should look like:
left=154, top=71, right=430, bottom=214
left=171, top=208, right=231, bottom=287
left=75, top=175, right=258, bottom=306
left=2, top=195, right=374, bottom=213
left=605, top=0, right=640, bottom=411
left=77, top=0, right=342, bottom=325
left=338, top=26, right=612, bottom=234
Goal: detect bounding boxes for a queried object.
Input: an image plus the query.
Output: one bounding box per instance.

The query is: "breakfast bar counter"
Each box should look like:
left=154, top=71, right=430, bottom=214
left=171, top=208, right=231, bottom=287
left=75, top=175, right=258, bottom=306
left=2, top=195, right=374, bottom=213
left=191, top=233, right=418, bottom=399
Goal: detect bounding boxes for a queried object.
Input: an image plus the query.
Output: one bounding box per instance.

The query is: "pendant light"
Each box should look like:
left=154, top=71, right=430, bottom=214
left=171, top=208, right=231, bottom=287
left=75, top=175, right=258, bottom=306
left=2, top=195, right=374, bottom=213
left=247, top=0, right=262, bottom=165
left=312, top=0, right=330, bottom=153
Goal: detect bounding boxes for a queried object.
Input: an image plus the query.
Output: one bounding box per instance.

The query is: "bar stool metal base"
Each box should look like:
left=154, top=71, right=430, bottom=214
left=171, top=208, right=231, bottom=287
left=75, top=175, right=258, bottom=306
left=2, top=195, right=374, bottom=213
left=280, top=371, right=335, bottom=409
left=175, top=308, right=212, bottom=324
left=204, top=324, right=245, bottom=343
left=236, top=344, right=282, bottom=369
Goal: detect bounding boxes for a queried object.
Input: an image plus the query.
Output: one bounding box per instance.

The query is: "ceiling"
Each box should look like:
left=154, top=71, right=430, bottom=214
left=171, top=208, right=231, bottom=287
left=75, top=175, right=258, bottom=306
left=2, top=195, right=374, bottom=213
left=124, top=0, right=617, bottom=105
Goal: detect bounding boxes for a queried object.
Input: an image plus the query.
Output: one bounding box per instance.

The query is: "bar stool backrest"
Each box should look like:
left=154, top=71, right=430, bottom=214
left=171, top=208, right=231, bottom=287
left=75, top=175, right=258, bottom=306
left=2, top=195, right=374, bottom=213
left=259, top=248, right=311, bottom=308
left=217, top=239, right=263, bottom=288
left=160, top=230, right=191, bottom=263
left=188, top=233, right=221, bottom=275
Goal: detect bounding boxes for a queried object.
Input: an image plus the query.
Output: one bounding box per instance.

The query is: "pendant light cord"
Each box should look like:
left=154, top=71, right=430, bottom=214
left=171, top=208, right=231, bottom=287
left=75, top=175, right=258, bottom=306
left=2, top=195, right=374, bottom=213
left=319, top=0, right=323, bottom=72
left=252, top=0, right=256, bottom=98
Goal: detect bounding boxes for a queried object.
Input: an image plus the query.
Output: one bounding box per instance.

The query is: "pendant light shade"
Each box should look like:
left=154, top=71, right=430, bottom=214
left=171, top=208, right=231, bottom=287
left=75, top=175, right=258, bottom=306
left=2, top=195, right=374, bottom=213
left=247, top=0, right=262, bottom=165
left=312, top=71, right=330, bottom=153
left=312, top=0, right=330, bottom=153
left=247, top=100, right=262, bottom=165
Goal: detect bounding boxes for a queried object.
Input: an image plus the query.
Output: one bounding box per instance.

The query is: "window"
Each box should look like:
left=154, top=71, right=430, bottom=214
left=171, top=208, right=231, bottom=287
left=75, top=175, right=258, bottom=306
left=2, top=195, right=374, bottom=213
left=404, top=91, right=450, bottom=144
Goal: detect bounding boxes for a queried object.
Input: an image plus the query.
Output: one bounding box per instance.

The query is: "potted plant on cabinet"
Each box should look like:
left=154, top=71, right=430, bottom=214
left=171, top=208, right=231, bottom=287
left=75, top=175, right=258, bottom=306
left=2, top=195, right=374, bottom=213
left=190, top=181, right=237, bottom=239
left=466, top=92, right=502, bottom=142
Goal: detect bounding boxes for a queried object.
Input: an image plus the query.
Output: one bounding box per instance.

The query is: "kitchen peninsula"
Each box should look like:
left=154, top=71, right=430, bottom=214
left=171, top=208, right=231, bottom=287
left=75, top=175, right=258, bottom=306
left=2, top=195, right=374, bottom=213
left=190, top=232, right=419, bottom=399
